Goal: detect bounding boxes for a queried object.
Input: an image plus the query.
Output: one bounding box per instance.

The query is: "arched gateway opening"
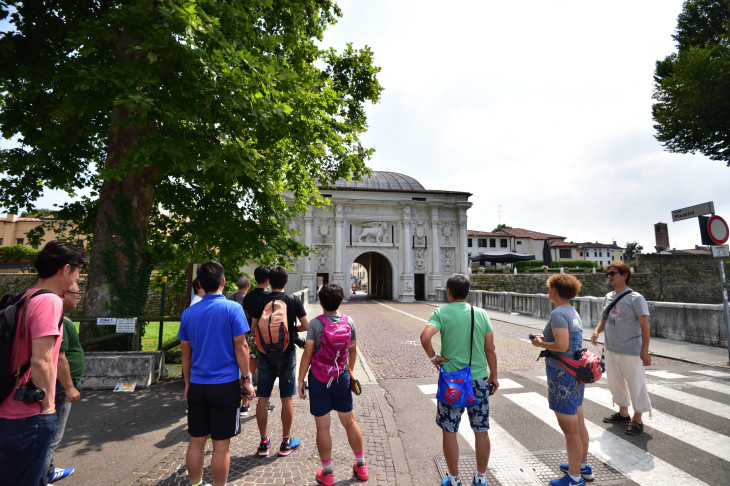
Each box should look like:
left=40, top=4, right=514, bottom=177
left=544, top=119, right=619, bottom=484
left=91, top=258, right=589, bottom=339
left=353, top=252, right=393, bottom=300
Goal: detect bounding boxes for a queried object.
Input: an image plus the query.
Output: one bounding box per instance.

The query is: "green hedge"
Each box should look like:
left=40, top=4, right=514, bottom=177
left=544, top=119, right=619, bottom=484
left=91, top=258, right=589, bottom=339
left=516, top=260, right=598, bottom=270
left=0, top=245, right=39, bottom=261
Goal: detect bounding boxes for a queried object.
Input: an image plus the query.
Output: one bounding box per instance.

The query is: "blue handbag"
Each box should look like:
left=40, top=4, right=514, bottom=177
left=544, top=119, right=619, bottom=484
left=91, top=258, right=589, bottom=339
left=436, top=306, right=478, bottom=408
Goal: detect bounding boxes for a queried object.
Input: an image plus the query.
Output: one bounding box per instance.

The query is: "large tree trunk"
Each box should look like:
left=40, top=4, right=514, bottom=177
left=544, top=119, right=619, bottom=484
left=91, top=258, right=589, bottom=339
left=80, top=108, right=159, bottom=345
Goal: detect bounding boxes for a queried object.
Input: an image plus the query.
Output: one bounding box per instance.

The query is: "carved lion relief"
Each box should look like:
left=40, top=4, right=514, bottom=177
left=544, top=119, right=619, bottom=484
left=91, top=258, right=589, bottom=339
left=358, top=221, right=388, bottom=244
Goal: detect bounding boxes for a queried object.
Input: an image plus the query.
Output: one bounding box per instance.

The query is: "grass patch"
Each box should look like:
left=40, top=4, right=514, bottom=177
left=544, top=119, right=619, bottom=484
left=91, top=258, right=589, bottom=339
left=141, top=321, right=181, bottom=351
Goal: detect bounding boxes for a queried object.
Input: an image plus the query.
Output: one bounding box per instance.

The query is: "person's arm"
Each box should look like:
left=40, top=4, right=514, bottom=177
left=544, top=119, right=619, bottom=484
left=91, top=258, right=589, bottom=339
left=348, top=340, right=357, bottom=375
left=297, top=340, right=315, bottom=399
left=57, top=351, right=80, bottom=403
left=31, top=335, right=57, bottom=413
left=639, top=315, right=651, bottom=366
left=484, top=332, right=499, bottom=393
left=531, top=327, right=569, bottom=353
left=234, top=334, right=256, bottom=397
left=181, top=340, right=192, bottom=401
left=295, top=314, right=309, bottom=332
left=420, top=325, right=447, bottom=370
left=591, top=316, right=607, bottom=345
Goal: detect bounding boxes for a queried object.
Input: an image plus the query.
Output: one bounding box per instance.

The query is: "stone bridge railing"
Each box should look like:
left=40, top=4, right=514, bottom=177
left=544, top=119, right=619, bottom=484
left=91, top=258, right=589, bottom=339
left=436, top=289, right=728, bottom=349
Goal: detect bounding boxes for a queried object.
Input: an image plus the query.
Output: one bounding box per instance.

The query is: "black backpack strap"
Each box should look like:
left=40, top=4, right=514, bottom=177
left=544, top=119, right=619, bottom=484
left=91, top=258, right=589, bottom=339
left=468, top=305, right=474, bottom=367
left=602, top=290, right=632, bottom=319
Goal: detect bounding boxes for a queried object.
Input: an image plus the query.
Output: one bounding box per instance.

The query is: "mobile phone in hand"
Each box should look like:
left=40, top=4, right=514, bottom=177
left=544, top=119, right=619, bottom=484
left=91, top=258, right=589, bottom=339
left=489, top=383, right=496, bottom=396
left=528, top=334, right=535, bottom=340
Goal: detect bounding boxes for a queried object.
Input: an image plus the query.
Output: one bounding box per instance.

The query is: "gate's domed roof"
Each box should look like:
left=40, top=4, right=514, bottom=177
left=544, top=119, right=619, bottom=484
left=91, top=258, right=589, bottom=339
left=333, top=171, right=425, bottom=191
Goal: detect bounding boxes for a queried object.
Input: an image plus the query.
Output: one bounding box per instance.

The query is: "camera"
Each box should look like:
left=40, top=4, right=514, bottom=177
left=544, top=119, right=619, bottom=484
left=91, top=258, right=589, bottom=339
left=13, top=381, right=45, bottom=403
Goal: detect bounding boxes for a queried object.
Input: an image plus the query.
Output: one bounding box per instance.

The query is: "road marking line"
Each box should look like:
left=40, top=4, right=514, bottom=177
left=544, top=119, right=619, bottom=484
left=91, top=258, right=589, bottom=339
left=646, top=383, right=730, bottom=420
left=504, top=392, right=710, bottom=486
left=645, top=370, right=687, bottom=379
left=373, top=300, right=429, bottom=323
left=690, top=380, right=730, bottom=396
left=419, top=384, right=438, bottom=395
left=497, top=378, right=524, bottom=389
left=691, top=370, right=730, bottom=378
left=583, top=387, right=730, bottom=463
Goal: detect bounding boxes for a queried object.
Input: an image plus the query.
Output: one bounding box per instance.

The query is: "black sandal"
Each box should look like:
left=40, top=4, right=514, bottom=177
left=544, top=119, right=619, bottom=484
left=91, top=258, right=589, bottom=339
left=602, top=412, right=631, bottom=424
left=625, top=420, right=644, bottom=435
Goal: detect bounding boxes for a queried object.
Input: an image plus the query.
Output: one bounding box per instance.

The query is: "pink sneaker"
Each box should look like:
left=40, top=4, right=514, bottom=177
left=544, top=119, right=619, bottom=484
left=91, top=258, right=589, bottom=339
left=316, top=467, right=334, bottom=486
left=353, top=461, right=369, bottom=481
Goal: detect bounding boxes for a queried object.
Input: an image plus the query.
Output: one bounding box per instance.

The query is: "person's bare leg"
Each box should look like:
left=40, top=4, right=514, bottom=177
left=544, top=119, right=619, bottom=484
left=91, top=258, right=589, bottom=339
left=256, top=397, right=270, bottom=438
left=474, top=431, right=491, bottom=474
left=577, top=406, right=589, bottom=463
left=210, top=438, right=231, bottom=486
left=443, top=430, right=460, bottom=478
left=555, top=412, right=582, bottom=475
left=186, top=435, right=208, bottom=484
left=314, top=414, right=332, bottom=460
left=281, top=397, right=293, bottom=437
left=338, top=410, right=364, bottom=453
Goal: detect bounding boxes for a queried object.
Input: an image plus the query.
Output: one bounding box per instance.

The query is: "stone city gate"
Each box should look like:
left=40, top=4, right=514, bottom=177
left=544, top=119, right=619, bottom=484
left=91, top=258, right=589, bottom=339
left=285, top=171, right=472, bottom=302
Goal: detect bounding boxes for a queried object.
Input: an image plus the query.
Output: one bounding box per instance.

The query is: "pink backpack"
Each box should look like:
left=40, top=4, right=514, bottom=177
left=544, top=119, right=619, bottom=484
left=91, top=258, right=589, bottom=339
left=311, top=314, right=351, bottom=387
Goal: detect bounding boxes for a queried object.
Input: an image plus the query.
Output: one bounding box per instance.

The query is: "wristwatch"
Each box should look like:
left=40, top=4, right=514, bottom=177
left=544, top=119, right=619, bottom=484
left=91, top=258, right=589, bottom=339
left=242, top=373, right=253, bottom=382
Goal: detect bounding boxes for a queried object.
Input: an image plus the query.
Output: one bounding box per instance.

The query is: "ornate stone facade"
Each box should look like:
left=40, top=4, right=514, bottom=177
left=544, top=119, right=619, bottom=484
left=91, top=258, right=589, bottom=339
left=285, top=171, right=471, bottom=302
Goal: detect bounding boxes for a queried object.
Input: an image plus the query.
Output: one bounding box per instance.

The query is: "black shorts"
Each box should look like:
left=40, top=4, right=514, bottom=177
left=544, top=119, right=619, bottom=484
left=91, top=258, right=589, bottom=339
left=187, top=380, right=242, bottom=440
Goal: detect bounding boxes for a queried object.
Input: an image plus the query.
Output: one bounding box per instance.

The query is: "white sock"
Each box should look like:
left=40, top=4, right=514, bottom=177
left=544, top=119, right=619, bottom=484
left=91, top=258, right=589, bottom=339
left=448, top=476, right=462, bottom=485
left=474, top=471, right=487, bottom=483
left=569, top=472, right=581, bottom=482
left=580, top=462, right=587, bottom=469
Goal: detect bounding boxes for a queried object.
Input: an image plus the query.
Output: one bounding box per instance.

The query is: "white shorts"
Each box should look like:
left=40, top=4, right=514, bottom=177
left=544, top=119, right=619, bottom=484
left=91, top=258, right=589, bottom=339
left=604, top=349, right=652, bottom=414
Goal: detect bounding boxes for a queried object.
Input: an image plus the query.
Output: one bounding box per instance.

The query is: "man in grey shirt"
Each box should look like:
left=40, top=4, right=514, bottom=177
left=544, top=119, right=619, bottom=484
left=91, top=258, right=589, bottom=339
left=591, top=263, right=651, bottom=435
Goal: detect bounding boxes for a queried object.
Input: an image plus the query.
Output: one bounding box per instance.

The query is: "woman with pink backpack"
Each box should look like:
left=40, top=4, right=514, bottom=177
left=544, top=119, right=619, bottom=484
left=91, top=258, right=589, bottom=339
left=297, top=283, right=368, bottom=485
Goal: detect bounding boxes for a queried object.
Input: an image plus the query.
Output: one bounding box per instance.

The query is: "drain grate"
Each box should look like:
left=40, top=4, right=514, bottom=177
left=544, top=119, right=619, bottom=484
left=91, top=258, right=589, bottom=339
left=436, top=451, right=636, bottom=486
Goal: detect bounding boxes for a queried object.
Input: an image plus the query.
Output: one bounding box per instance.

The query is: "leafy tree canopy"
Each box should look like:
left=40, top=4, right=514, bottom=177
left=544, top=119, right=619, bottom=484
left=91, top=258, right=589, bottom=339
left=0, top=1, right=382, bottom=326
left=652, top=0, right=730, bottom=166
left=624, top=241, right=643, bottom=260
left=492, top=224, right=512, bottom=231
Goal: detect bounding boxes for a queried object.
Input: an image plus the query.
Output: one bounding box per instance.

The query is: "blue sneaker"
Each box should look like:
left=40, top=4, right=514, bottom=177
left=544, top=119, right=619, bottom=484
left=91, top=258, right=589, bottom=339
left=559, top=463, right=594, bottom=481
left=48, top=467, right=74, bottom=483
left=549, top=474, right=585, bottom=486
left=441, top=477, right=462, bottom=486
left=278, top=436, right=301, bottom=456
left=472, top=471, right=488, bottom=484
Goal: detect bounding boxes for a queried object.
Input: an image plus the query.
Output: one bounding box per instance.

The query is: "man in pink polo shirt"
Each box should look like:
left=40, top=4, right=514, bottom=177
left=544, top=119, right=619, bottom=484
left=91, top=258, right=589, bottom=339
left=0, top=240, right=88, bottom=485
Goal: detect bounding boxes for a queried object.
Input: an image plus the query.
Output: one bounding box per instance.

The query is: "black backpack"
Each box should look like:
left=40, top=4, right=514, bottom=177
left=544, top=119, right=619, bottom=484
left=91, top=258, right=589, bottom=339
left=0, top=289, right=57, bottom=402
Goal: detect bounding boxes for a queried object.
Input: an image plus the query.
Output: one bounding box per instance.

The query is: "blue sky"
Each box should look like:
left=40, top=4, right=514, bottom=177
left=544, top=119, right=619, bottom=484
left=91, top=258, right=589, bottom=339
left=6, top=1, right=729, bottom=251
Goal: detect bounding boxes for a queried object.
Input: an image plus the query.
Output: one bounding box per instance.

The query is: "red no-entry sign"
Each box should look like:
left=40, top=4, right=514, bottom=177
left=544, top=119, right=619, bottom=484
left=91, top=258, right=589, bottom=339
left=708, top=215, right=729, bottom=245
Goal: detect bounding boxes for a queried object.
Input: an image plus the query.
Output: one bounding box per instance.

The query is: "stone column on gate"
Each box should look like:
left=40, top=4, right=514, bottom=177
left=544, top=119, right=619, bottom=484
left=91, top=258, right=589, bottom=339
left=334, top=203, right=345, bottom=290
left=400, top=205, right=415, bottom=302
left=428, top=205, right=441, bottom=300
left=458, top=207, right=469, bottom=274
left=302, top=211, right=314, bottom=301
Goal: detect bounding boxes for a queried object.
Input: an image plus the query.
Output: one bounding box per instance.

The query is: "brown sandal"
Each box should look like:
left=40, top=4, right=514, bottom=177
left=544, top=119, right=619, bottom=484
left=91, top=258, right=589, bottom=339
left=625, top=420, right=644, bottom=435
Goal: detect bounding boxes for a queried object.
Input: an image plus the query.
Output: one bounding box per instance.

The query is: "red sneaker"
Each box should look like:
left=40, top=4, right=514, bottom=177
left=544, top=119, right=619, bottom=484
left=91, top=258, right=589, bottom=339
left=316, top=467, right=334, bottom=486
left=353, top=461, right=369, bottom=481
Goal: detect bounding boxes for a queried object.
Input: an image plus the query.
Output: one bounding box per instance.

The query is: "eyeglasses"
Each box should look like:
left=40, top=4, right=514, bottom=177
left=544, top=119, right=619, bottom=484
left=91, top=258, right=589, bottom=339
left=65, top=290, right=83, bottom=296
left=605, top=271, right=621, bottom=277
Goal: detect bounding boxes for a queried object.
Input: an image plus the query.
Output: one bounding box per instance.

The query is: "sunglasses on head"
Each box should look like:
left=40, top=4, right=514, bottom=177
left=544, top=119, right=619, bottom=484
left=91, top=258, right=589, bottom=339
left=605, top=271, right=622, bottom=277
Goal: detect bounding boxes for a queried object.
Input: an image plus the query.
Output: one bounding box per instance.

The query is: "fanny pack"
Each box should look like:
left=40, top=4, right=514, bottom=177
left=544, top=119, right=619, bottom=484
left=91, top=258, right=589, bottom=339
left=436, top=306, right=479, bottom=408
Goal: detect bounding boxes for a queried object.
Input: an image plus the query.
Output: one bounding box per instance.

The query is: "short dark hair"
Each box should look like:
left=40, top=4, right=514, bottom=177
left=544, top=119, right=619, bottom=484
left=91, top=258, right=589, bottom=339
left=197, top=261, right=224, bottom=292
left=268, top=266, right=288, bottom=289
left=318, top=283, right=344, bottom=311
left=35, top=240, right=89, bottom=279
left=606, top=262, right=632, bottom=284
left=236, top=276, right=250, bottom=290
left=446, top=273, right=470, bottom=300
left=253, top=265, right=270, bottom=284
left=547, top=273, right=582, bottom=299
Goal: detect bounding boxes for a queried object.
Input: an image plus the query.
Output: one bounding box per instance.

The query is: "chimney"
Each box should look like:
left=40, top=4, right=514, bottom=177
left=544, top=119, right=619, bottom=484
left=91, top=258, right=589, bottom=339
left=654, top=222, right=669, bottom=250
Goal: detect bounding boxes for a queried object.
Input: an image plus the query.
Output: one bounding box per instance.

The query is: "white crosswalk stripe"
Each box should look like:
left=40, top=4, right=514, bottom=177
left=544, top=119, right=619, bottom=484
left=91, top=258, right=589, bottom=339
left=416, top=368, right=729, bottom=486
left=583, top=387, right=730, bottom=463
left=691, top=380, right=730, bottom=396
left=646, top=382, right=730, bottom=420
left=504, top=392, right=710, bottom=486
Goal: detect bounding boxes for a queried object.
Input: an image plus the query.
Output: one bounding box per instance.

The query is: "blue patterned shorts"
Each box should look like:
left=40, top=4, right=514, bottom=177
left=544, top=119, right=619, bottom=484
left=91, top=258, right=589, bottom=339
left=436, top=377, right=490, bottom=433
left=547, top=364, right=584, bottom=415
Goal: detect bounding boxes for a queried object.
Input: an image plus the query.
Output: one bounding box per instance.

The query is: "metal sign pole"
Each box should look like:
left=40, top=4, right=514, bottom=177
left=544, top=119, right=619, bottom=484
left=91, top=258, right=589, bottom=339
left=720, top=259, right=730, bottom=364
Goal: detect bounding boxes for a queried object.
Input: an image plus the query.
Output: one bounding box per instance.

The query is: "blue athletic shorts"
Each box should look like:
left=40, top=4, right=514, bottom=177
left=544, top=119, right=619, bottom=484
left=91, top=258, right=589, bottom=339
left=436, top=377, right=491, bottom=433
left=308, top=369, right=353, bottom=417
left=256, top=351, right=297, bottom=398
left=547, top=364, right=584, bottom=415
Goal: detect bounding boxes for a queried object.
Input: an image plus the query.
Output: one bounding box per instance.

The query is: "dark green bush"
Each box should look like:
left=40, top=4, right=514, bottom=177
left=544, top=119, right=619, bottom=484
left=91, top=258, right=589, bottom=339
left=0, top=245, right=39, bottom=261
